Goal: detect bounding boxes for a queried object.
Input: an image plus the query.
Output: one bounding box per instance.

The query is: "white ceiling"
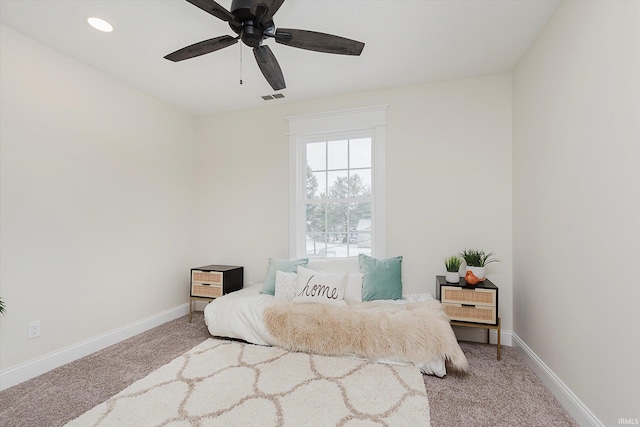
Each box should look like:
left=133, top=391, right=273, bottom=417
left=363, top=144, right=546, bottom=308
left=0, top=0, right=559, bottom=116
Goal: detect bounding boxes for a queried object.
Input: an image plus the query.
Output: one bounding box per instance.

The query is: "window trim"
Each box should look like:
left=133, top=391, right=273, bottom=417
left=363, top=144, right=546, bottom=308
left=287, top=105, right=388, bottom=259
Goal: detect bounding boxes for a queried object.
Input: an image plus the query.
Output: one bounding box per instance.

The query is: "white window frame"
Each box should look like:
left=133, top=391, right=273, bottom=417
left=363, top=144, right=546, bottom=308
left=287, top=105, right=388, bottom=259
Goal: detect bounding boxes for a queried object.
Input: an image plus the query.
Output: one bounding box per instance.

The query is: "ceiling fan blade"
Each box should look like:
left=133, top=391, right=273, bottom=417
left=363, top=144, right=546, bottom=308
left=253, top=45, right=286, bottom=91
left=275, top=28, right=365, bottom=56
left=186, top=0, right=238, bottom=24
left=251, top=0, right=285, bottom=24
left=164, top=35, right=238, bottom=62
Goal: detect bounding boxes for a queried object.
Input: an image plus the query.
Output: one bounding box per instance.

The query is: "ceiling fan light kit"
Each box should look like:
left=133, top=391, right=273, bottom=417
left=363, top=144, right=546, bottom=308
left=164, top=0, right=365, bottom=91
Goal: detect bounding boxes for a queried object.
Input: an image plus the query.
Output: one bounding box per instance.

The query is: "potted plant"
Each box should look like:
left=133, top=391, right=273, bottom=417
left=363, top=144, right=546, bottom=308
left=460, top=249, right=499, bottom=281
left=444, top=255, right=462, bottom=283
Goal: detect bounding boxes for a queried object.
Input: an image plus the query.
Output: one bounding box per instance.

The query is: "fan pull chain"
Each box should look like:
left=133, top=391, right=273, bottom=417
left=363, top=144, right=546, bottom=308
left=239, top=42, right=243, bottom=85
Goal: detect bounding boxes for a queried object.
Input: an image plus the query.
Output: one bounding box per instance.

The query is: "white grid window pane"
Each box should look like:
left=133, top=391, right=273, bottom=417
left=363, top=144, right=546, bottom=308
left=306, top=233, right=326, bottom=256
left=327, top=140, right=348, bottom=170
left=349, top=138, right=372, bottom=168
left=327, top=170, right=349, bottom=198
left=307, top=171, right=326, bottom=199
left=348, top=170, right=371, bottom=198
left=306, top=203, right=326, bottom=233
left=306, top=141, right=326, bottom=171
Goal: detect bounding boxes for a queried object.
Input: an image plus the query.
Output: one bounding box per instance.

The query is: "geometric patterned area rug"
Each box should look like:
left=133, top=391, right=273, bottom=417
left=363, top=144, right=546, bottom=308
left=65, top=338, right=430, bottom=427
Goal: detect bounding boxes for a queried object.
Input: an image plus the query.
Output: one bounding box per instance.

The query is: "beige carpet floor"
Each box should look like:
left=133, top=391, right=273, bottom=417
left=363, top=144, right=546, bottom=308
left=0, top=312, right=577, bottom=427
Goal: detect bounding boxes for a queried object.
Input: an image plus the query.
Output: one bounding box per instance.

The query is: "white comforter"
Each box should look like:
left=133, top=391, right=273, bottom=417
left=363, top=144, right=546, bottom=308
left=203, top=283, right=448, bottom=376
left=204, top=284, right=275, bottom=346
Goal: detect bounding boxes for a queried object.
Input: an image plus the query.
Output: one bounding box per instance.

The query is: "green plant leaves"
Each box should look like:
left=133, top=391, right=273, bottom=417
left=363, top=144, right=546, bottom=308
left=459, top=249, right=499, bottom=267
left=444, top=255, right=462, bottom=272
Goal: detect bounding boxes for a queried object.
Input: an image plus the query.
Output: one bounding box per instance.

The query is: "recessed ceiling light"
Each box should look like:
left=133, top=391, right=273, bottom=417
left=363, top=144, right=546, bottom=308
left=87, top=17, right=113, bottom=33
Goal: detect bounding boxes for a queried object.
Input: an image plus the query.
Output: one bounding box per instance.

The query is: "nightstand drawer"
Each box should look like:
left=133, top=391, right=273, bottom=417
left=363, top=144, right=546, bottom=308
left=191, top=270, right=223, bottom=285
left=441, top=285, right=496, bottom=306
left=191, top=283, right=223, bottom=298
left=443, top=303, right=496, bottom=324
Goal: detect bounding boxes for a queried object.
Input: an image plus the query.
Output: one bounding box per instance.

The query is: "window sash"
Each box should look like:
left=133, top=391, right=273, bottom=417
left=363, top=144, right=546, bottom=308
left=287, top=106, right=387, bottom=259
left=302, top=133, right=374, bottom=258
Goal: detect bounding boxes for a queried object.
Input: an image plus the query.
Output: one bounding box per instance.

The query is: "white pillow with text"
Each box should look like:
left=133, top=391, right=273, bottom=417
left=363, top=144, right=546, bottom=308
left=292, top=266, right=348, bottom=306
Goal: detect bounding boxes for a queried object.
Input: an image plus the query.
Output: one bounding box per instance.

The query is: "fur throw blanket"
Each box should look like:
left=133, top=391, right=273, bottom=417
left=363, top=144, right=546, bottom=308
left=263, top=299, right=469, bottom=373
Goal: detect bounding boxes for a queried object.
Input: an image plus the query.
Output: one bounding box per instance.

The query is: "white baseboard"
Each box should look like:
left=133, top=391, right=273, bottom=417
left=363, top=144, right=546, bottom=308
left=512, top=333, right=603, bottom=427
left=0, top=303, right=190, bottom=391
left=491, top=328, right=512, bottom=346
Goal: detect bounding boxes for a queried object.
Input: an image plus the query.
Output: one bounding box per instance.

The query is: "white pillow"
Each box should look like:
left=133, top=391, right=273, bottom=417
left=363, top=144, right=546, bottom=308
left=344, top=273, right=364, bottom=303
left=274, top=271, right=298, bottom=300
left=276, top=270, right=361, bottom=303
left=292, top=266, right=348, bottom=306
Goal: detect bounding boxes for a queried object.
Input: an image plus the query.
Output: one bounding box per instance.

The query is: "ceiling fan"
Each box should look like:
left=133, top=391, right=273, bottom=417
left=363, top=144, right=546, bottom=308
left=164, top=0, right=365, bottom=91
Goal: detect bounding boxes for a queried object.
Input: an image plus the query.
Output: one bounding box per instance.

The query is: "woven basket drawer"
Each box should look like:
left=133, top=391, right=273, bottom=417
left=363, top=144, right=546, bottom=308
left=443, top=303, right=496, bottom=324
left=441, top=286, right=496, bottom=306
left=191, top=270, right=223, bottom=285
left=191, top=284, right=223, bottom=298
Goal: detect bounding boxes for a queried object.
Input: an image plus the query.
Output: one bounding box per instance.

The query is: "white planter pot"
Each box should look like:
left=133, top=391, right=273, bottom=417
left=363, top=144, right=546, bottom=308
left=445, top=271, right=460, bottom=283
left=466, top=266, right=486, bottom=280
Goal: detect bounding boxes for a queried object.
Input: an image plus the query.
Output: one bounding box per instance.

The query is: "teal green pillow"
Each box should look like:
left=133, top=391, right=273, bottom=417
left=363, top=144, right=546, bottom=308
left=261, top=258, right=308, bottom=295
left=359, top=254, right=403, bottom=301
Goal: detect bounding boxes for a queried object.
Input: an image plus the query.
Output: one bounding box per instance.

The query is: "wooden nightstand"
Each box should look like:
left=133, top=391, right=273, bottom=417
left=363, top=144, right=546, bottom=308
left=189, top=265, right=243, bottom=322
left=436, top=275, right=501, bottom=360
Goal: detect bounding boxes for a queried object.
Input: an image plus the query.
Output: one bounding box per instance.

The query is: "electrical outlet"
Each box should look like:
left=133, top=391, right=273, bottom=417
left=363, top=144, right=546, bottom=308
left=28, top=320, right=40, bottom=339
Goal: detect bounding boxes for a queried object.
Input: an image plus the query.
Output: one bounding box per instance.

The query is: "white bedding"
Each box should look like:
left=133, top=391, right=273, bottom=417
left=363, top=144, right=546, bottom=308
left=203, top=283, right=449, bottom=376
left=204, top=283, right=275, bottom=346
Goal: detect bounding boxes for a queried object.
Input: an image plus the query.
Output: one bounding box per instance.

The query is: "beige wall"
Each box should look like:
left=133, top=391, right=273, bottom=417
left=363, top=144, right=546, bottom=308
left=193, top=73, right=513, bottom=329
left=0, top=26, right=197, bottom=369
left=513, top=1, right=640, bottom=424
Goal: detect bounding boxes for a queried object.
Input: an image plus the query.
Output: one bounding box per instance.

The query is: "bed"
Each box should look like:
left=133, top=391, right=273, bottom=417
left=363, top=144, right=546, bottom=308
left=204, top=255, right=468, bottom=377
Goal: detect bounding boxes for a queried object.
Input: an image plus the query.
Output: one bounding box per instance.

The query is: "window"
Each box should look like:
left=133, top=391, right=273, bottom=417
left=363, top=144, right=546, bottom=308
left=305, top=135, right=373, bottom=257
left=287, top=106, right=387, bottom=258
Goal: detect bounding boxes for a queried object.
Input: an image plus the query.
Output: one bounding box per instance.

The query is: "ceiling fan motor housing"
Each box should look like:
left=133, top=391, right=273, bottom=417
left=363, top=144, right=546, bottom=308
left=230, top=0, right=269, bottom=47
left=240, top=21, right=263, bottom=47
